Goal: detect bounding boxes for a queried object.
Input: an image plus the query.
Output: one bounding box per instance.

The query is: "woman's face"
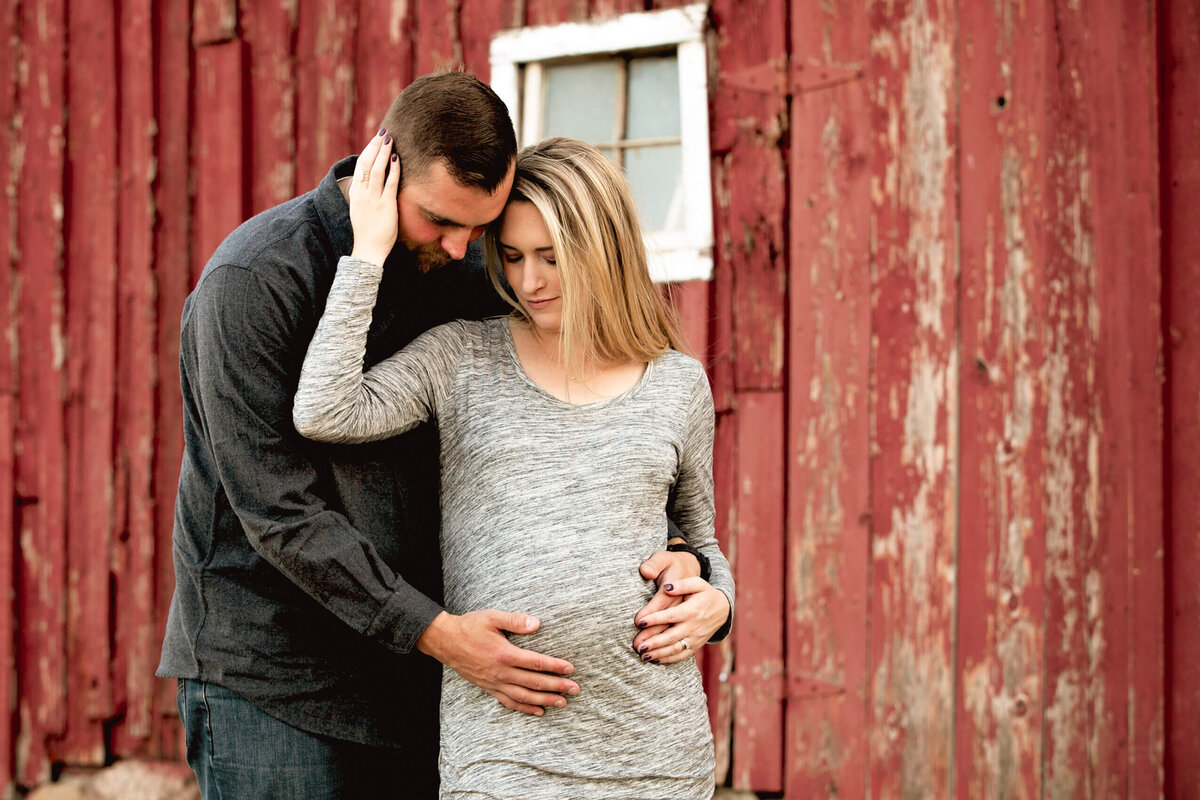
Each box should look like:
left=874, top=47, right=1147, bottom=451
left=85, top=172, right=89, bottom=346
left=500, top=200, right=562, bottom=336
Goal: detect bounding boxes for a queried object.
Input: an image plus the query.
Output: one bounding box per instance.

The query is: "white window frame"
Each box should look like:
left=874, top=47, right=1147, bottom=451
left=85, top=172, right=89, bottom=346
left=490, top=4, right=713, bottom=283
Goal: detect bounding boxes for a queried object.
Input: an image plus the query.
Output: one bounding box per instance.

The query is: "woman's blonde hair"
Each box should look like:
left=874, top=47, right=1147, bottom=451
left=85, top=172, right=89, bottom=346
left=484, top=137, right=688, bottom=369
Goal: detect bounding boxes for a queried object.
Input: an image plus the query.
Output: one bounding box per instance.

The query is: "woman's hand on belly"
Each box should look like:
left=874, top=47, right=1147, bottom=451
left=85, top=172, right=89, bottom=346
left=631, top=578, right=731, bottom=664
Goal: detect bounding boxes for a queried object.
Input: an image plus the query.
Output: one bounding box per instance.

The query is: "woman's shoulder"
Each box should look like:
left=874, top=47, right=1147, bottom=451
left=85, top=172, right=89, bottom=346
left=424, top=316, right=502, bottom=341
left=416, top=317, right=511, bottom=370
left=654, top=348, right=710, bottom=387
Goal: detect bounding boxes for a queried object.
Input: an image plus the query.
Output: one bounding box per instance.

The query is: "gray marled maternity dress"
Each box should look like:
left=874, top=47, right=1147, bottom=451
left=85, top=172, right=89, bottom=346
left=293, top=256, right=735, bottom=800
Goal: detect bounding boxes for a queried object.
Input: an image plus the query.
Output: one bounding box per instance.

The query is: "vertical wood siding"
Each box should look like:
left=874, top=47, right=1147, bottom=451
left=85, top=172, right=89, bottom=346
left=0, top=1, right=1188, bottom=796
left=868, top=2, right=959, bottom=795
left=785, top=1, right=872, bottom=795
left=1162, top=2, right=1200, bottom=798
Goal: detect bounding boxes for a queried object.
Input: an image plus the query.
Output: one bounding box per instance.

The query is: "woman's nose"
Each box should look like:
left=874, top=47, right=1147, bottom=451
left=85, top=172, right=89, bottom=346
left=523, top=262, right=548, bottom=293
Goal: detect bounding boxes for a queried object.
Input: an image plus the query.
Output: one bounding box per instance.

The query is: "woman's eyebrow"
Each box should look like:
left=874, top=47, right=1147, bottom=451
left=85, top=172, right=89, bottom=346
left=499, top=242, right=554, bottom=252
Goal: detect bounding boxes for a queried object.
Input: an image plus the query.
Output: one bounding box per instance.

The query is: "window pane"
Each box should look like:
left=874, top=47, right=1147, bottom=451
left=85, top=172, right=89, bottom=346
left=626, top=55, right=679, bottom=140
left=625, top=144, right=683, bottom=232
left=543, top=61, right=619, bottom=142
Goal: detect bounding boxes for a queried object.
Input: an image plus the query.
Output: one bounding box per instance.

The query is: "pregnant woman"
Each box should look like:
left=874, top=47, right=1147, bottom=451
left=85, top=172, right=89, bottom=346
left=293, top=136, right=734, bottom=799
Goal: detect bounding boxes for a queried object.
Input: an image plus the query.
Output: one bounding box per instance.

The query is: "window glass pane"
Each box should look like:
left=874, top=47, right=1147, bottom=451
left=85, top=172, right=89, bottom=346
left=543, top=61, right=619, bottom=143
left=625, top=144, right=683, bottom=232
left=626, top=55, right=680, bottom=140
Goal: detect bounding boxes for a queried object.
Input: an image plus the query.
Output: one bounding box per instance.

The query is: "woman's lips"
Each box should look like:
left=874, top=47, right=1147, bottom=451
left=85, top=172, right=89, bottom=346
left=526, top=297, right=557, bottom=309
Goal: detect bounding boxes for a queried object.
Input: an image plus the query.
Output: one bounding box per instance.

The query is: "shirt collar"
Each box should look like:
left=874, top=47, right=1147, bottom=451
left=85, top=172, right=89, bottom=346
left=314, top=155, right=358, bottom=258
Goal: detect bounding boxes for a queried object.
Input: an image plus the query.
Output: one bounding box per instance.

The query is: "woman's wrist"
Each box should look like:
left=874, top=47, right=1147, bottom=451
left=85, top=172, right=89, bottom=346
left=348, top=248, right=388, bottom=267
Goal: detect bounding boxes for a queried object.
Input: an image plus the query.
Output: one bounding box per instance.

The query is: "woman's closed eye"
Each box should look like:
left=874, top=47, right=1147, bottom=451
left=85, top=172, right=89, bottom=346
left=503, top=252, right=556, bottom=266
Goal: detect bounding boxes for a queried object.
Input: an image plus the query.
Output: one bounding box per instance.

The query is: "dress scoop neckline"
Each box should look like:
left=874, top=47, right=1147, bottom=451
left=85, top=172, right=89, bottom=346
left=498, top=317, right=653, bottom=411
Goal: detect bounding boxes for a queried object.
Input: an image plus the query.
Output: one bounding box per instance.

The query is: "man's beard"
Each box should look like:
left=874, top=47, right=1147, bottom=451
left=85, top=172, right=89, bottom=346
left=403, top=240, right=453, bottom=273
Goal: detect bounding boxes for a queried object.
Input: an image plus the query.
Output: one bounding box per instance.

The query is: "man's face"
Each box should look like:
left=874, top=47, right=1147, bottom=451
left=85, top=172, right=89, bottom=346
left=396, top=159, right=515, bottom=271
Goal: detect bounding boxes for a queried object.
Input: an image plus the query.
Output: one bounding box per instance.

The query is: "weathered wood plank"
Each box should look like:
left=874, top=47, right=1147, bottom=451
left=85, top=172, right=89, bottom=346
left=0, top=0, right=18, bottom=789
left=1163, top=1, right=1200, bottom=796
left=14, top=0, right=69, bottom=784
left=354, top=0, right=412, bottom=142
left=1034, top=4, right=1164, bottom=797
left=1070, top=4, right=1163, bottom=797
left=710, top=0, right=787, bottom=394
left=668, top=280, right=710, bottom=365
left=524, top=0, right=587, bottom=26
left=193, top=42, right=247, bottom=286
left=192, top=0, right=236, bottom=46
left=109, top=0, right=158, bottom=752
left=59, top=0, right=119, bottom=765
left=593, top=0, right=643, bottom=17
left=704, top=408, right=736, bottom=784
left=729, top=391, right=785, bottom=792
left=955, top=2, right=1050, bottom=796
left=708, top=157, right=735, bottom=416
left=1037, top=14, right=1102, bottom=791
left=294, top=0, right=356, bottom=193
left=460, top=0, right=516, bottom=77
left=413, top=0, right=463, bottom=78
left=150, top=0, right=192, bottom=754
left=244, top=0, right=297, bottom=214
left=867, top=0, right=959, bottom=796
left=784, top=1, right=871, bottom=796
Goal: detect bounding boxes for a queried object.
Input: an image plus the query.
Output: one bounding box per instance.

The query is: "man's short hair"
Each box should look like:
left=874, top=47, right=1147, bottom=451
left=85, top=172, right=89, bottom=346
left=381, top=70, right=517, bottom=192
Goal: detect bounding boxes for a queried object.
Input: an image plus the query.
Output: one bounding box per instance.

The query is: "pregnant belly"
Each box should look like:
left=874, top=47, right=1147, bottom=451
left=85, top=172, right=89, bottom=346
left=442, top=548, right=659, bottom=668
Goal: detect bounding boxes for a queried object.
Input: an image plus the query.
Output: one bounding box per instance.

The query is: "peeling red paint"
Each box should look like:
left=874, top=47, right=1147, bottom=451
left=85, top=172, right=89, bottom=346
left=0, top=1, right=1182, bottom=796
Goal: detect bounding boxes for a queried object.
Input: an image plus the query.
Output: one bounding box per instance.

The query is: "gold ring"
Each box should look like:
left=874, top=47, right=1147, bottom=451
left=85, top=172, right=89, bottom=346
left=361, top=170, right=371, bottom=183
left=680, top=639, right=691, bottom=651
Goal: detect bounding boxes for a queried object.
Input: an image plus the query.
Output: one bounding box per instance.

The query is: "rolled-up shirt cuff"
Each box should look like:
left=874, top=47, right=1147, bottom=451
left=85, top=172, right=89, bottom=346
left=365, top=583, right=445, bottom=654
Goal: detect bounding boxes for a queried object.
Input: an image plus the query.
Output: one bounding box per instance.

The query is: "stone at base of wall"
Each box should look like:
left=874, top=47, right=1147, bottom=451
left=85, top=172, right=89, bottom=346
left=25, top=760, right=199, bottom=800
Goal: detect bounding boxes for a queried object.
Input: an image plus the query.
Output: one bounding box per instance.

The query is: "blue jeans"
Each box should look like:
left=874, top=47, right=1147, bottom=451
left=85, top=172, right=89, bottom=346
left=177, top=679, right=437, bottom=799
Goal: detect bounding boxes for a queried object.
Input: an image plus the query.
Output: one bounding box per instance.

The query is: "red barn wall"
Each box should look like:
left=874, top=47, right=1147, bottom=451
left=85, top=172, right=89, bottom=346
left=0, top=1, right=1192, bottom=797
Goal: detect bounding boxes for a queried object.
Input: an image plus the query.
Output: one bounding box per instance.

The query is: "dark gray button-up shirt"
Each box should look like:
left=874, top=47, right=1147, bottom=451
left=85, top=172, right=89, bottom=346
left=157, top=156, right=506, bottom=749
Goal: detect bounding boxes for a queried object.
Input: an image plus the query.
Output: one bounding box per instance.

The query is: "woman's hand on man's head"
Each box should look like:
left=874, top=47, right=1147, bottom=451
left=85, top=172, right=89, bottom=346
left=348, top=129, right=401, bottom=267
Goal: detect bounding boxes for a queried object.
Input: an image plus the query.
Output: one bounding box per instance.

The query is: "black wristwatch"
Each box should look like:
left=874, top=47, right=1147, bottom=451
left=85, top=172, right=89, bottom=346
left=666, top=541, right=711, bottom=582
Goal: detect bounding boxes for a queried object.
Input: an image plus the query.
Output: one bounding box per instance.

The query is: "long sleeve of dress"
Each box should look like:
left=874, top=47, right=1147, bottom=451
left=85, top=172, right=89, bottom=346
left=670, top=372, right=735, bottom=641
left=294, top=256, right=467, bottom=444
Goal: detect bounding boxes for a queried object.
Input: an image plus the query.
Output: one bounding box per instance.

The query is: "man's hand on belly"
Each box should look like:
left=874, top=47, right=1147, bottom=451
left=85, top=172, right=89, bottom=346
left=417, top=610, right=580, bottom=716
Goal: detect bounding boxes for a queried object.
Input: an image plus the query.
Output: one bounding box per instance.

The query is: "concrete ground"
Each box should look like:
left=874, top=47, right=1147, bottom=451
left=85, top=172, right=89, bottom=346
left=25, top=761, right=199, bottom=800
left=25, top=760, right=761, bottom=799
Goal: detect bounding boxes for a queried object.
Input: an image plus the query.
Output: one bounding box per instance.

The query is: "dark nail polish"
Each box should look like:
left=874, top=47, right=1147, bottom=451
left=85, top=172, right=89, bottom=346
left=636, top=620, right=647, bottom=628
left=391, top=154, right=398, bottom=162
left=664, top=584, right=674, bottom=592
left=383, top=135, right=391, bottom=145
left=377, top=128, right=386, bottom=136
left=638, top=645, right=648, bottom=654
left=651, top=659, right=660, bottom=665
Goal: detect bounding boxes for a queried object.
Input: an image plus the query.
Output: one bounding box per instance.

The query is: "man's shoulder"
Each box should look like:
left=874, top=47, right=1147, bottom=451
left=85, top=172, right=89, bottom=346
left=202, top=192, right=326, bottom=282
left=181, top=190, right=338, bottom=335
